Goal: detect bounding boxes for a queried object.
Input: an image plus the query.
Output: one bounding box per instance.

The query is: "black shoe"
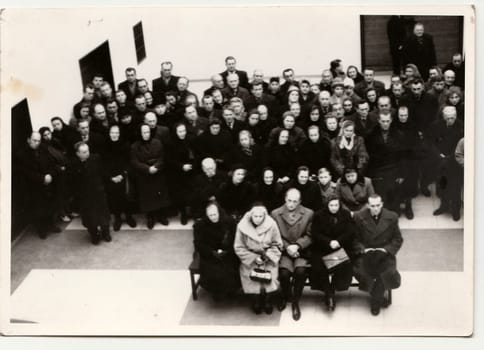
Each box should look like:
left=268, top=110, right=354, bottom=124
left=126, top=215, right=137, bottom=228
left=264, top=299, right=273, bottom=315
left=90, top=234, right=101, bottom=245
left=277, top=297, right=287, bottom=311
left=452, top=210, right=461, bottom=221
left=405, top=204, right=414, bottom=220
left=38, top=231, right=48, bottom=240
left=252, top=298, right=262, bottom=315
left=180, top=212, right=188, bottom=225
left=292, top=302, right=301, bottom=321
left=48, top=225, right=62, bottom=233
left=371, top=304, right=381, bottom=316
left=433, top=206, right=447, bottom=216
left=102, top=230, right=112, bottom=242
left=147, top=215, right=155, bottom=229
left=325, top=295, right=335, bottom=312
left=159, top=216, right=169, bottom=226
left=421, top=188, right=431, bottom=197
left=113, top=217, right=122, bottom=231
left=381, top=297, right=391, bottom=308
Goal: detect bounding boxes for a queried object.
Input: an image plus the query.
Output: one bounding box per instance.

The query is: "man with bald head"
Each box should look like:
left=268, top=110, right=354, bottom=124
left=443, top=52, right=465, bottom=89
left=144, top=111, right=170, bottom=147
left=204, top=74, right=225, bottom=96
left=191, top=157, right=228, bottom=219
left=271, top=188, right=313, bottom=321
left=443, top=70, right=457, bottom=91
left=429, top=106, right=464, bottom=220
left=251, top=69, right=269, bottom=92
left=402, top=22, right=437, bottom=80
left=17, top=131, right=60, bottom=238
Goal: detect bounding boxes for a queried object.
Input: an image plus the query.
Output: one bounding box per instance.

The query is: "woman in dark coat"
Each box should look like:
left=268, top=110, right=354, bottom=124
left=193, top=201, right=241, bottom=300
left=194, top=118, right=233, bottom=172
left=218, top=165, right=256, bottom=221
left=264, top=129, right=296, bottom=186
left=336, top=167, right=375, bottom=213
left=266, top=112, right=307, bottom=151
left=289, top=166, right=323, bottom=212
left=130, top=124, right=171, bottom=228
left=166, top=123, right=197, bottom=225
left=229, top=130, right=264, bottom=182
left=309, top=195, right=356, bottom=311
left=254, top=167, right=284, bottom=213
left=346, top=65, right=364, bottom=85
left=104, top=125, right=137, bottom=231
left=50, top=116, right=80, bottom=158
left=297, top=125, right=332, bottom=176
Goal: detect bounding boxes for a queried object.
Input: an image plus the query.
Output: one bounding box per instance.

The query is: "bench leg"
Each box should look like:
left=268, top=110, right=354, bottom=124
left=189, top=271, right=198, bottom=301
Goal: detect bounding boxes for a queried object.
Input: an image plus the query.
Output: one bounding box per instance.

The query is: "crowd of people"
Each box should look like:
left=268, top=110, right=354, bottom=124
left=16, top=22, right=465, bottom=319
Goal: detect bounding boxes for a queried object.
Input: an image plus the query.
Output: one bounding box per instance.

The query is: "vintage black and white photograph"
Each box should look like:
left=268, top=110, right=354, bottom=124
left=0, top=4, right=475, bottom=336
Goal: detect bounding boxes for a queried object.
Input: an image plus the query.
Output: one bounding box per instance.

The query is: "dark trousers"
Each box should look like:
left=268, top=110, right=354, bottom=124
left=371, top=168, right=402, bottom=213
left=279, top=267, right=307, bottom=303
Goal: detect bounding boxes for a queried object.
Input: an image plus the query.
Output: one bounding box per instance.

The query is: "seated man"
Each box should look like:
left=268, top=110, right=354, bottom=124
left=271, top=188, right=313, bottom=321
left=353, top=194, right=403, bottom=316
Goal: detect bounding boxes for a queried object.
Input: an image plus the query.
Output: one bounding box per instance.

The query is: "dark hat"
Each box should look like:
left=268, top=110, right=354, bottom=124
left=269, top=77, right=280, bottom=83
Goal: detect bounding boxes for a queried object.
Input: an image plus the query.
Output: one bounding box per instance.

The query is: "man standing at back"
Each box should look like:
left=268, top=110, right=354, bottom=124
left=402, top=22, right=437, bottom=81
left=353, top=194, right=403, bottom=316
left=152, top=61, right=180, bottom=101
left=220, top=56, right=249, bottom=89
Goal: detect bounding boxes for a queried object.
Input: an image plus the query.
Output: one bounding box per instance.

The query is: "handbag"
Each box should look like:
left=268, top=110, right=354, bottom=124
left=322, top=248, right=350, bottom=272
left=249, top=266, right=272, bottom=283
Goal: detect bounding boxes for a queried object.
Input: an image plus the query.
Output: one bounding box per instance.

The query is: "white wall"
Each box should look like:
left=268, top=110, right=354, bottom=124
left=1, top=7, right=362, bottom=130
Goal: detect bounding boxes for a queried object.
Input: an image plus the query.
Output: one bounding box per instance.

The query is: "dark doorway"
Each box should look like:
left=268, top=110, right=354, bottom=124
left=79, top=40, right=115, bottom=90
left=11, top=98, right=33, bottom=241
left=361, top=15, right=464, bottom=71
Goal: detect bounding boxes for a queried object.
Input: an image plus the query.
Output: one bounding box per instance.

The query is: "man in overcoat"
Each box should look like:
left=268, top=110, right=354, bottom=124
left=69, top=142, right=111, bottom=245
left=17, top=131, right=60, bottom=239
left=353, top=194, right=403, bottom=315
left=402, top=23, right=437, bottom=81
left=271, top=188, right=313, bottom=321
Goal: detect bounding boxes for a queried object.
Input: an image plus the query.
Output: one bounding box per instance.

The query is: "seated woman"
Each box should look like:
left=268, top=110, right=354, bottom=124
left=193, top=201, right=240, bottom=301
left=234, top=203, right=283, bottom=315
left=336, top=167, right=375, bottom=214
left=218, top=164, right=256, bottom=221
left=309, top=195, right=355, bottom=311
left=266, top=112, right=307, bottom=151
left=288, top=166, right=323, bottom=212
left=255, top=167, right=285, bottom=213
left=330, top=119, right=369, bottom=178
left=316, top=167, right=338, bottom=208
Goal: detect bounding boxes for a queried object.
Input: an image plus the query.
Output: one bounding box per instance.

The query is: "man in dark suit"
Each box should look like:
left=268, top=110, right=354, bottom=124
left=76, top=119, right=106, bottom=157
left=117, top=67, right=140, bottom=101
left=152, top=61, right=180, bottom=101
left=246, top=80, right=279, bottom=117
left=443, top=53, right=465, bottom=90
left=73, top=84, right=96, bottom=120
left=387, top=16, right=408, bottom=75
left=69, top=142, right=111, bottom=245
left=144, top=111, right=170, bottom=148
left=16, top=132, right=61, bottom=238
left=220, top=105, right=246, bottom=142
left=221, top=72, right=252, bottom=108
left=220, top=56, right=249, bottom=89
left=280, top=68, right=299, bottom=95
left=354, top=69, right=386, bottom=99
left=353, top=194, right=403, bottom=315
left=402, top=23, right=437, bottom=81
left=204, top=74, right=225, bottom=96
left=344, top=101, right=378, bottom=139
left=183, top=105, right=209, bottom=138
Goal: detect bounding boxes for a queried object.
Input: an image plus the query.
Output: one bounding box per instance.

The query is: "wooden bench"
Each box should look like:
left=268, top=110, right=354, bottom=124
left=189, top=253, right=392, bottom=304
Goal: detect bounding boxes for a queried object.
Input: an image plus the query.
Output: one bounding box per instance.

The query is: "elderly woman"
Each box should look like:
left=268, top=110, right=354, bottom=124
left=234, top=204, right=283, bottom=314
left=130, top=124, right=171, bottom=229
left=336, top=167, right=375, bottom=213
left=317, top=167, right=338, bottom=208
left=218, top=165, right=256, bottom=221
left=255, top=167, right=285, bottom=213
left=309, top=195, right=356, bottom=311
left=266, top=112, right=307, bottom=151
left=330, top=120, right=369, bottom=178
left=193, top=201, right=240, bottom=301
left=229, top=130, right=264, bottom=182
left=265, top=129, right=296, bottom=185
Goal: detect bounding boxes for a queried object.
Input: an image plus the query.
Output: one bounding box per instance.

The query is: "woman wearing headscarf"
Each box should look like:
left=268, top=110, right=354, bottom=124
left=166, top=123, right=197, bottom=225
left=104, top=125, right=137, bottom=231
left=346, top=65, right=364, bottom=85
left=255, top=167, right=285, bottom=213
left=193, top=201, right=240, bottom=301
left=309, top=195, right=356, bottom=311
left=264, top=129, right=296, bottom=186
left=130, top=123, right=171, bottom=229
left=330, top=119, right=369, bottom=178
left=234, top=203, right=283, bottom=314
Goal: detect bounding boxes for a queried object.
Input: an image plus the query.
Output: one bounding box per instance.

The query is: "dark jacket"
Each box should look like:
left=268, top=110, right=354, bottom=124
left=130, top=138, right=170, bottom=212
left=118, top=79, right=140, bottom=101
left=264, top=143, right=297, bottom=180
left=220, top=69, right=249, bottom=89
left=68, top=154, right=110, bottom=228
left=194, top=130, right=233, bottom=171
left=400, top=92, right=439, bottom=135
left=336, top=177, right=375, bottom=212
left=402, top=33, right=437, bottom=80
left=152, top=75, right=180, bottom=100
left=255, top=181, right=285, bottom=213
left=193, top=214, right=240, bottom=294
left=365, top=126, right=405, bottom=176
left=228, top=144, right=264, bottom=181
left=330, top=135, right=369, bottom=177
left=297, top=137, right=332, bottom=175
left=192, top=172, right=228, bottom=217
left=218, top=180, right=256, bottom=218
